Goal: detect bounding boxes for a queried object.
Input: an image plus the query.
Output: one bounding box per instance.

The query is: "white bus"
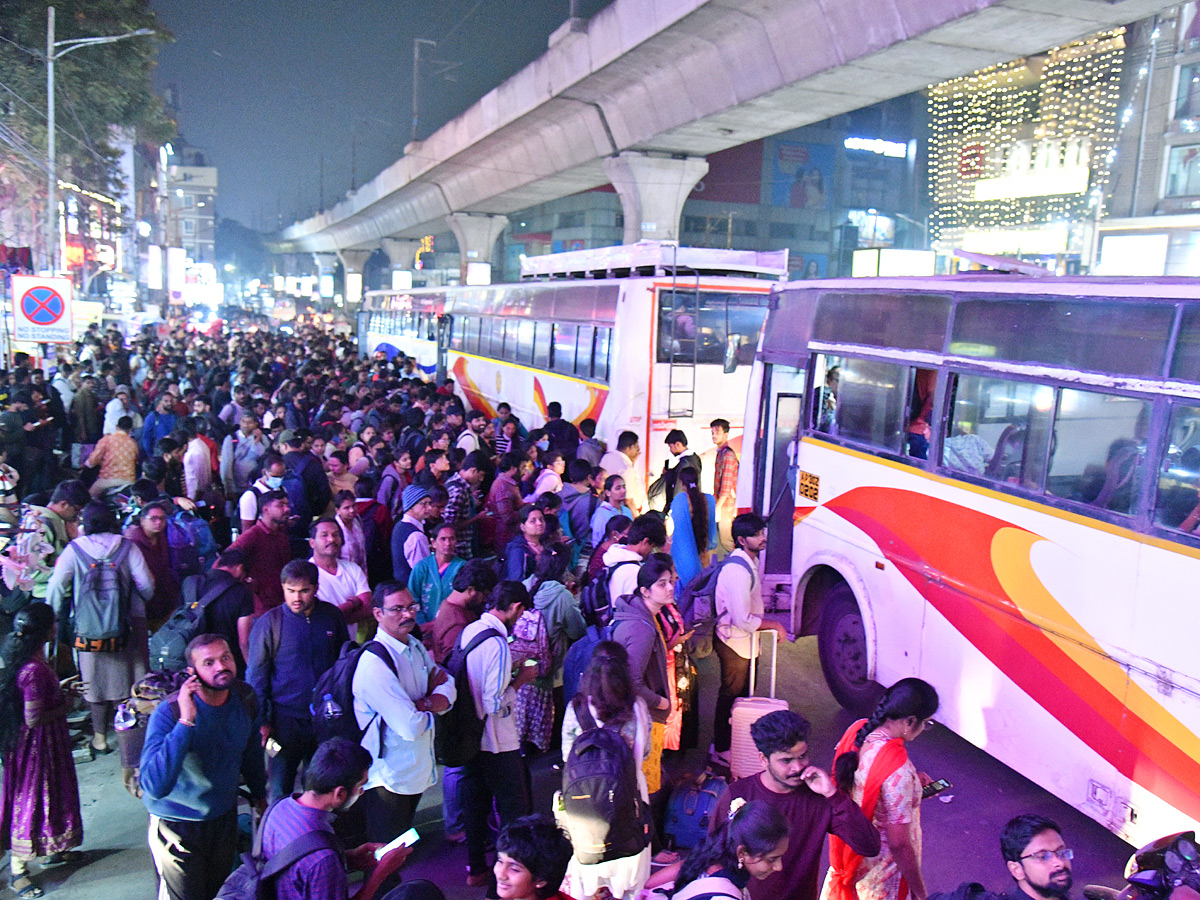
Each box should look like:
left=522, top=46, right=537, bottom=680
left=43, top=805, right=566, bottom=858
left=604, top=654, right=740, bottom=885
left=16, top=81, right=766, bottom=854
left=739, top=275, right=1200, bottom=846
left=360, top=242, right=786, bottom=488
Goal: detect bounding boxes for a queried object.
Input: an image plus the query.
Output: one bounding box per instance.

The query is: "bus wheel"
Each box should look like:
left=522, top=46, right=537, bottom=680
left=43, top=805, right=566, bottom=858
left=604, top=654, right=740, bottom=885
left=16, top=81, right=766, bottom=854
left=818, top=582, right=880, bottom=714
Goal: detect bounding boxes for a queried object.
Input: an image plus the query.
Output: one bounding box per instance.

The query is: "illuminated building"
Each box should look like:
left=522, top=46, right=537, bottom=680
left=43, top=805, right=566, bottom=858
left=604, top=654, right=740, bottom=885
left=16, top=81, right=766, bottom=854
left=927, top=31, right=1125, bottom=272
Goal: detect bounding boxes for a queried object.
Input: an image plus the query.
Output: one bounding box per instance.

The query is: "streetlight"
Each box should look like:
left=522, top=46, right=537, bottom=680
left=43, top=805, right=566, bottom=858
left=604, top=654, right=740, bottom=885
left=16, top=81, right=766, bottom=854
left=44, top=6, right=154, bottom=273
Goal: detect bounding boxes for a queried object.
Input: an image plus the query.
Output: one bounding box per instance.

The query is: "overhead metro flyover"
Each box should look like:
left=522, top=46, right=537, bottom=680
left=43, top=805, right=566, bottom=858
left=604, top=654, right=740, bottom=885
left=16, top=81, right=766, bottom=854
left=273, top=0, right=1176, bottom=269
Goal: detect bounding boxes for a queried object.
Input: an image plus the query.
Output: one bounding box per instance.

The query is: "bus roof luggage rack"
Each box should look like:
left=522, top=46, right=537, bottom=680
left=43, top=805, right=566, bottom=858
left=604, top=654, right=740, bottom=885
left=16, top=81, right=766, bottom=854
left=519, top=240, right=789, bottom=281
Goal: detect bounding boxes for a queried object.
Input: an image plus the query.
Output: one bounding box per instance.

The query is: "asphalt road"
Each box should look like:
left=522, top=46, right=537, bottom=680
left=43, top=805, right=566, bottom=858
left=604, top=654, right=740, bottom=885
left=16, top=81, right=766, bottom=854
left=22, top=627, right=1136, bottom=900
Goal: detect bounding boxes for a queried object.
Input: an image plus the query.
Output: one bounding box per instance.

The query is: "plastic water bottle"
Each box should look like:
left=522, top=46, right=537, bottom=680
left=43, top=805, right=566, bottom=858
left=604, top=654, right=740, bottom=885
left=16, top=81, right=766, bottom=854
left=319, top=693, right=342, bottom=721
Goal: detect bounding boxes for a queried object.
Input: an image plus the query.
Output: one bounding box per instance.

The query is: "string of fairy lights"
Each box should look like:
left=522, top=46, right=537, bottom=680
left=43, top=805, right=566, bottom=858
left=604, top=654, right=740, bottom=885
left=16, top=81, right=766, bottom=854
left=927, top=29, right=1127, bottom=251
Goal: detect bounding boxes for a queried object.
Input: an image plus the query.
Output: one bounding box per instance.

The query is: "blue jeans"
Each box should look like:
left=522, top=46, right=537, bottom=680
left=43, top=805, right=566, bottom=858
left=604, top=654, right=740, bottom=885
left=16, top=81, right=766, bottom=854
left=442, top=765, right=465, bottom=834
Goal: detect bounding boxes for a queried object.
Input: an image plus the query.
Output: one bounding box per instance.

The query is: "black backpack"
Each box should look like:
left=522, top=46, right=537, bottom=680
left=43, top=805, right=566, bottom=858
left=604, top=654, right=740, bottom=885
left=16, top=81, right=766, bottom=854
left=149, top=574, right=233, bottom=672
left=308, top=641, right=398, bottom=752
left=578, top=559, right=638, bottom=628
left=560, top=699, right=650, bottom=865
left=677, top=555, right=754, bottom=659
left=215, top=798, right=341, bottom=900
left=434, top=627, right=503, bottom=767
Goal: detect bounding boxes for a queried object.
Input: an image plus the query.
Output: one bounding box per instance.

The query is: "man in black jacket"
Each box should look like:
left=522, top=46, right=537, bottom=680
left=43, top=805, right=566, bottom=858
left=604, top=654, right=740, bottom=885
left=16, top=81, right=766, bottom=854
left=185, top=548, right=255, bottom=677
left=280, top=429, right=332, bottom=555
left=247, top=560, right=344, bottom=802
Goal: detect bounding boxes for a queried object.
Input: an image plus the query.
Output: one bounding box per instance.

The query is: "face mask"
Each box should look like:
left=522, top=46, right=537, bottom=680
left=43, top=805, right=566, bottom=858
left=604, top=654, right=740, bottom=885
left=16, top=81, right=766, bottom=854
left=265, top=476, right=283, bottom=489
left=537, top=439, right=549, bottom=451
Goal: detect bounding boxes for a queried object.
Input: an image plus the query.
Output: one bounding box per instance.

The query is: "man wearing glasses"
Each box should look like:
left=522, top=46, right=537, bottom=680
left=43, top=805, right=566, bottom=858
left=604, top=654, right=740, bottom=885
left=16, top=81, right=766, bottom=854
left=1001, top=815, right=1074, bottom=900
left=348, top=581, right=455, bottom=844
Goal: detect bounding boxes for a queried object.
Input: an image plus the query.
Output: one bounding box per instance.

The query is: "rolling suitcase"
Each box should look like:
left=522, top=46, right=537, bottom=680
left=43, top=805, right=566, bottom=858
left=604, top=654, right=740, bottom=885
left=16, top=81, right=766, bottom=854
left=729, top=629, right=789, bottom=781
left=665, top=771, right=728, bottom=850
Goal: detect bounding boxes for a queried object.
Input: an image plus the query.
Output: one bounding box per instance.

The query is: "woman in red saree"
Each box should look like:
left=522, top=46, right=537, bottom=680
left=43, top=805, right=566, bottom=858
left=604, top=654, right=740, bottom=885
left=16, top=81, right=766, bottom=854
left=823, top=678, right=940, bottom=900
left=0, top=603, right=85, bottom=898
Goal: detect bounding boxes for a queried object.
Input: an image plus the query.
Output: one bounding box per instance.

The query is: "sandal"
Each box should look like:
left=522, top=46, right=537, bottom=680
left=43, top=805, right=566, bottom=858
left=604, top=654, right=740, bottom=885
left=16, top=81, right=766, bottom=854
left=12, top=875, right=44, bottom=898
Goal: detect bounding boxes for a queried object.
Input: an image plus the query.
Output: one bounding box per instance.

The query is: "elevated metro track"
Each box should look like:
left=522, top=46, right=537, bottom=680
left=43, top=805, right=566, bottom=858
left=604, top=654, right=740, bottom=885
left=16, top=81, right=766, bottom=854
left=274, top=0, right=1173, bottom=255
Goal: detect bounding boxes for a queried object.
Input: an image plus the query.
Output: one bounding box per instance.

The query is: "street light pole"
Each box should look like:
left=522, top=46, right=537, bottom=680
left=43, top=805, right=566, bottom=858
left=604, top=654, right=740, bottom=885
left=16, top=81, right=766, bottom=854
left=43, top=6, right=154, bottom=273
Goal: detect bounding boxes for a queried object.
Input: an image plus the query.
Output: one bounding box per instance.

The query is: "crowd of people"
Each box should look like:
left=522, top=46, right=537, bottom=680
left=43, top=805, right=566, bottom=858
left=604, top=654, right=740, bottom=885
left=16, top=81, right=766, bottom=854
left=0, top=318, right=1082, bottom=900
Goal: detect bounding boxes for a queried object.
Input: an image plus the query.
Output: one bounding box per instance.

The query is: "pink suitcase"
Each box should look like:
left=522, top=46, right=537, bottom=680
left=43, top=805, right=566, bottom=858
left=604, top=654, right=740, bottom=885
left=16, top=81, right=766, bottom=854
left=729, top=630, right=789, bottom=781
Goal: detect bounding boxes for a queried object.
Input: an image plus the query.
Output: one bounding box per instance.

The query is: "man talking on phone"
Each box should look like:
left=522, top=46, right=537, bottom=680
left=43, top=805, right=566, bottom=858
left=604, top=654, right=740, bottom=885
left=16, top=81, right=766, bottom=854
left=140, top=634, right=267, bottom=900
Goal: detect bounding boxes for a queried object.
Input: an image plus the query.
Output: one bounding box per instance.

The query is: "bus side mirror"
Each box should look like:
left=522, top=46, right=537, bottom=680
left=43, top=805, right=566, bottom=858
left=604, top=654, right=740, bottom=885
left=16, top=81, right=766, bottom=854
left=724, top=334, right=743, bottom=374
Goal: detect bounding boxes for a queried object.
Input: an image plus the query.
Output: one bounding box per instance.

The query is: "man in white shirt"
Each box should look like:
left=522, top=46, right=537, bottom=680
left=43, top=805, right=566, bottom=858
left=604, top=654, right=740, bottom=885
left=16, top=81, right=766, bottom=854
left=600, top=430, right=646, bottom=515
left=600, top=514, right=667, bottom=611
left=455, top=409, right=487, bottom=454
left=350, top=581, right=455, bottom=844
left=459, top=581, right=539, bottom=887
left=103, top=384, right=141, bottom=435
left=181, top=420, right=213, bottom=502
left=711, top=512, right=788, bottom=766
left=239, top=453, right=285, bottom=534
left=308, top=518, right=372, bottom=633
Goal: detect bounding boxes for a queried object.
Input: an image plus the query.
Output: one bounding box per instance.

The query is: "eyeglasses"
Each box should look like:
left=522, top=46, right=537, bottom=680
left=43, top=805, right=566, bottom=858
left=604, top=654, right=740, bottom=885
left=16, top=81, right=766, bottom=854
left=1021, top=849, right=1073, bottom=864
left=382, top=604, right=417, bottom=617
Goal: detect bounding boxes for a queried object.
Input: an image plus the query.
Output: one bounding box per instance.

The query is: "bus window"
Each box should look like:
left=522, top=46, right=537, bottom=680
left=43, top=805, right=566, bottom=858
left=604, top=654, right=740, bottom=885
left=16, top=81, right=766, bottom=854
left=463, top=317, right=480, bottom=355
left=1170, top=304, right=1200, bottom=383
left=658, top=291, right=767, bottom=365
left=905, top=369, right=937, bottom=460
left=811, top=357, right=840, bottom=433
left=515, top=320, right=535, bottom=365
left=1155, top=403, right=1200, bottom=533
left=450, top=316, right=464, bottom=351
left=596, top=327, right=612, bottom=381
left=552, top=324, right=577, bottom=375
left=816, top=354, right=907, bottom=453
left=1046, top=389, right=1150, bottom=515
left=943, top=373, right=1051, bottom=486
left=481, top=317, right=504, bottom=358
left=575, top=326, right=595, bottom=379
left=534, top=322, right=552, bottom=370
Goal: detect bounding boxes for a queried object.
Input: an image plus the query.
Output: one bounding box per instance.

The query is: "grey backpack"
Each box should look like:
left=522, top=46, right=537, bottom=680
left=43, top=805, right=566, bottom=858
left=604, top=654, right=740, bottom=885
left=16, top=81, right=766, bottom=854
left=71, top=540, right=134, bottom=651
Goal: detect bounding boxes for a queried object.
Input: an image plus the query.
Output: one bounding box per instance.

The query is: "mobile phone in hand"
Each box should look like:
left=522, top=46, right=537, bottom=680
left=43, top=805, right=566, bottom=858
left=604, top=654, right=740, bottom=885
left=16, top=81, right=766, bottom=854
left=375, top=827, right=419, bottom=860
left=922, top=778, right=951, bottom=799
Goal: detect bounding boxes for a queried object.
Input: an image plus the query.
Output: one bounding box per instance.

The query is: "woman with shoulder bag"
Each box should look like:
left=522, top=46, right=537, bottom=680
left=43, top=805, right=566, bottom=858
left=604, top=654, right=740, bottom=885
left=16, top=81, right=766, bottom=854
left=669, top=799, right=789, bottom=900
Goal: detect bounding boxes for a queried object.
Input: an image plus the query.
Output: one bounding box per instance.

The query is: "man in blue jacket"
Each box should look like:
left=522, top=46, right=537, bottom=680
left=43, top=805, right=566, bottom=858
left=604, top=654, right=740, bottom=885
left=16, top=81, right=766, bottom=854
left=247, top=559, right=345, bottom=802
left=140, top=633, right=266, bottom=900
left=140, top=392, right=178, bottom=460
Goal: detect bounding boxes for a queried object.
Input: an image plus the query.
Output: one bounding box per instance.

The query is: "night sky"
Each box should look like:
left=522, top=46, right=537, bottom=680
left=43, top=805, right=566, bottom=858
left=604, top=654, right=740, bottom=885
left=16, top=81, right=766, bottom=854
left=150, top=0, right=611, bottom=231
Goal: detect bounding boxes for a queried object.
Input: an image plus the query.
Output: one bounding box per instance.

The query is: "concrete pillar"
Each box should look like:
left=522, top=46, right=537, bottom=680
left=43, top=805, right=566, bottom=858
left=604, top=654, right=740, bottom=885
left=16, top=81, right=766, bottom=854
left=380, top=238, right=420, bottom=289
left=602, top=151, right=708, bottom=245
left=337, top=249, right=371, bottom=306
left=446, top=213, right=508, bottom=284
left=311, top=253, right=338, bottom=302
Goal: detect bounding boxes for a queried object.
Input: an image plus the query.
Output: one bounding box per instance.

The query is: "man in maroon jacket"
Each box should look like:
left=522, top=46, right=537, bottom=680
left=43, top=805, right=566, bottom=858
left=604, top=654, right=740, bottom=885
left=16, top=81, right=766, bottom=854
left=712, top=710, right=880, bottom=900
left=229, top=489, right=293, bottom=617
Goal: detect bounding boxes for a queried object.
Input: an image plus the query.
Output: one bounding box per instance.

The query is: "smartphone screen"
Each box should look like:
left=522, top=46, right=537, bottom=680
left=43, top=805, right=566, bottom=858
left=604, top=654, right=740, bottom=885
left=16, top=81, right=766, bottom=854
left=921, top=778, right=951, bottom=799
left=375, top=827, right=420, bottom=860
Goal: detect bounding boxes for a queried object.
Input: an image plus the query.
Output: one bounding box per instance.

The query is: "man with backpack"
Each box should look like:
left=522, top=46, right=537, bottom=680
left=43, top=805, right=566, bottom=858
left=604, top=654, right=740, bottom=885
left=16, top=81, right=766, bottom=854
left=595, top=515, right=668, bottom=621
left=342, top=580, right=454, bottom=846
left=153, top=548, right=254, bottom=677
left=247, top=560, right=345, bottom=803
left=711, top=513, right=788, bottom=768
left=559, top=459, right=599, bottom=568
left=251, top=737, right=409, bottom=900
left=48, top=500, right=155, bottom=755
left=459, top=581, right=539, bottom=888
left=140, top=633, right=266, bottom=900
left=280, top=429, right=332, bottom=557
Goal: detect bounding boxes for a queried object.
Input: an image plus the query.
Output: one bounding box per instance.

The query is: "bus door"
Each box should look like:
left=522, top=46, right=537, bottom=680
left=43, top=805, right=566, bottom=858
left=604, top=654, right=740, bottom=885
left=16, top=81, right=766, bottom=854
left=759, top=364, right=807, bottom=578
left=436, top=314, right=452, bottom=383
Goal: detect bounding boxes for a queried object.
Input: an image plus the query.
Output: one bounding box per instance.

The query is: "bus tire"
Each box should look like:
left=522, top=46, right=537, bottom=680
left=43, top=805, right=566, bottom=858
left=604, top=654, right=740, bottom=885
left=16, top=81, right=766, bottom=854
left=818, top=582, right=881, bottom=714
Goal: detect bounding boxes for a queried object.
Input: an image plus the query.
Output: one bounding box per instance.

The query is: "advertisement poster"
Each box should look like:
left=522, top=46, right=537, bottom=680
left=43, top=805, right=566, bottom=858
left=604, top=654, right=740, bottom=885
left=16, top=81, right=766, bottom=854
left=769, top=141, right=834, bottom=209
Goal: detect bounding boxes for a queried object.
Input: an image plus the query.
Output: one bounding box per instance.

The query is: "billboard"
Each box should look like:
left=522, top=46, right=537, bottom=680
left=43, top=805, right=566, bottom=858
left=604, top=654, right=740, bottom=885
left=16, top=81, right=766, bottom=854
left=768, top=141, right=834, bottom=209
